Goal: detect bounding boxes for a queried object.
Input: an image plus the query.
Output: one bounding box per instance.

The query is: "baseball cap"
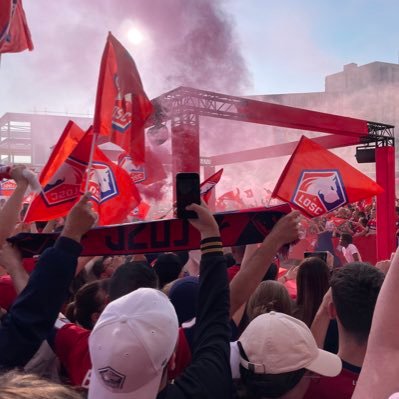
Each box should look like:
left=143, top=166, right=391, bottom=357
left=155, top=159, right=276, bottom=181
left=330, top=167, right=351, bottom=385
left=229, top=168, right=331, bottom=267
left=239, top=312, right=342, bottom=377
left=88, top=288, right=179, bottom=399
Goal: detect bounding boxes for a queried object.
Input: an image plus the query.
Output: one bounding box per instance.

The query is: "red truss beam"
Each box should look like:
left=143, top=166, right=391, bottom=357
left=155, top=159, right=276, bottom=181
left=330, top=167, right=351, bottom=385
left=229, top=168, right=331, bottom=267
left=210, top=135, right=360, bottom=165
left=151, top=87, right=369, bottom=138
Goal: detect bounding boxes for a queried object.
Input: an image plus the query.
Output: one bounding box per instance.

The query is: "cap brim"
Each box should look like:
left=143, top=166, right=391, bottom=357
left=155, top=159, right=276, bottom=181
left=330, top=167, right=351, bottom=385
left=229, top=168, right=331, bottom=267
left=88, top=368, right=163, bottom=399
left=306, top=348, right=342, bottom=377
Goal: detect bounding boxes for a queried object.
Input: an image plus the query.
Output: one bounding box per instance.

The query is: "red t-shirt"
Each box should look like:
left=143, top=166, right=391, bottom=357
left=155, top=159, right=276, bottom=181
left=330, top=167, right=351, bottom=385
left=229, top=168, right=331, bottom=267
left=55, top=323, right=192, bottom=386
left=304, top=362, right=360, bottom=399
left=55, top=323, right=92, bottom=386
left=0, top=275, right=17, bottom=310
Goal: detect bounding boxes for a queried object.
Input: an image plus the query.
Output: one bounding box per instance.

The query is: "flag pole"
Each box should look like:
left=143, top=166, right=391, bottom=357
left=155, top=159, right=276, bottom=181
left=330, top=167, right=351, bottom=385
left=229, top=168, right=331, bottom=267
left=84, top=131, right=97, bottom=193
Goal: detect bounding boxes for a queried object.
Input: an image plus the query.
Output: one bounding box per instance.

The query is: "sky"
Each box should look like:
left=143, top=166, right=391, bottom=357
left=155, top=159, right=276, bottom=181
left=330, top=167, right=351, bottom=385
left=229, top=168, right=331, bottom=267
left=2, top=0, right=399, bottom=116
left=1, top=0, right=398, bottom=201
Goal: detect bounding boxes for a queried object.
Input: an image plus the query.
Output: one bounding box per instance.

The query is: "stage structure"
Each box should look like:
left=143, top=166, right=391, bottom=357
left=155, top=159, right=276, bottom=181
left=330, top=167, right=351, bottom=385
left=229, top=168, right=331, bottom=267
left=149, top=86, right=396, bottom=261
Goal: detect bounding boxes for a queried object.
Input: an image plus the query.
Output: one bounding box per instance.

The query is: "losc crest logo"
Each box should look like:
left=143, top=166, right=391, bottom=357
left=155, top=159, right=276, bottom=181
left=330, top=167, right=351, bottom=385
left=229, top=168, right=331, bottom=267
left=87, top=162, right=118, bottom=203
left=119, top=154, right=146, bottom=184
left=292, top=170, right=347, bottom=216
left=42, top=158, right=86, bottom=206
left=111, top=75, right=133, bottom=133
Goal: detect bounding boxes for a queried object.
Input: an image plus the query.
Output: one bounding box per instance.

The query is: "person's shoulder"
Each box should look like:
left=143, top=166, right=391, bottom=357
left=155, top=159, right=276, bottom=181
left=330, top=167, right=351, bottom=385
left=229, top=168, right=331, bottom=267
left=304, top=369, right=358, bottom=399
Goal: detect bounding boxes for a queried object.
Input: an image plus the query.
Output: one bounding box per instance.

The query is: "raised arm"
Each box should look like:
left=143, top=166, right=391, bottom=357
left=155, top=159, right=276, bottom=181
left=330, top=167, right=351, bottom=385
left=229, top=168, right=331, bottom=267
left=0, top=244, right=29, bottom=294
left=171, top=201, right=232, bottom=398
left=229, top=211, right=300, bottom=317
left=352, top=249, right=399, bottom=399
left=0, top=193, right=97, bottom=368
left=0, top=166, right=29, bottom=245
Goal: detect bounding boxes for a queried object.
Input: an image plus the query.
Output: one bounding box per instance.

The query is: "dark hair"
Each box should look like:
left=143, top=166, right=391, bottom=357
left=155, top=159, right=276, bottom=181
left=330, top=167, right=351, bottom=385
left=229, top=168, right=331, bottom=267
left=238, top=341, right=305, bottom=398
left=330, top=262, right=384, bottom=344
left=294, top=257, right=330, bottom=327
left=66, top=279, right=110, bottom=330
left=91, top=257, right=108, bottom=279
left=247, top=281, right=292, bottom=321
left=109, top=261, right=158, bottom=301
left=153, top=253, right=183, bottom=288
left=340, top=233, right=353, bottom=244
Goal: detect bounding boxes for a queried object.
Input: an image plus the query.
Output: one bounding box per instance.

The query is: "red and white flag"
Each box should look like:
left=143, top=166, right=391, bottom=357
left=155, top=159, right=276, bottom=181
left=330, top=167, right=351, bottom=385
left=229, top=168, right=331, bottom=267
left=272, top=136, right=383, bottom=217
left=0, top=0, right=33, bottom=54
left=118, top=147, right=166, bottom=186
left=84, top=147, right=141, bottom=225
left=200, top=168, right=223, bottom=203
left=93, top=32, right=153, bottom=164
left=40, top=121, right=86, bottom=186
left=25, top=130, right=141, bottom=225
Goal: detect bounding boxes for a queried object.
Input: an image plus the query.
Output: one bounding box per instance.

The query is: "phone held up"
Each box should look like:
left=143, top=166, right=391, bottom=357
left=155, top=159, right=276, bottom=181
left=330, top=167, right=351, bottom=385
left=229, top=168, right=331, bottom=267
left=176, top=172, right=201, bottom=219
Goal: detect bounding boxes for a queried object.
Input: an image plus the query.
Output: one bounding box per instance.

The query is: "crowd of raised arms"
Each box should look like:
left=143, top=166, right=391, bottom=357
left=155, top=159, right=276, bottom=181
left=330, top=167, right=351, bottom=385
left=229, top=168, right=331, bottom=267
left=0, top=164, right=399, bottom=399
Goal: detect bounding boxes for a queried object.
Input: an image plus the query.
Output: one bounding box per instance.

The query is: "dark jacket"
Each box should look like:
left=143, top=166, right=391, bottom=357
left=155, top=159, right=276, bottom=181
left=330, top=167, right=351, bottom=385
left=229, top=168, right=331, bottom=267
left=158, top=241, right=232, bottom=399
left=0, top=237, right=81, bottom=368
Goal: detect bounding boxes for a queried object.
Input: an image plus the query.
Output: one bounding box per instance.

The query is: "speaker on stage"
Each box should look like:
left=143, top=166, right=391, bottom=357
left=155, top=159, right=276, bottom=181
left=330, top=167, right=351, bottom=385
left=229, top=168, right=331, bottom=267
left=355, top=147, right=375, bottom=163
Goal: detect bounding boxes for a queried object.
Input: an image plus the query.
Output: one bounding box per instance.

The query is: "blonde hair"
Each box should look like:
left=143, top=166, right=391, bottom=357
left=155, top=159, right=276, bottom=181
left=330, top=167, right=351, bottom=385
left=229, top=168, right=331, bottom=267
left=247, top=280, right=292, bottom=322
left=0, top=371, right=83, bottom=399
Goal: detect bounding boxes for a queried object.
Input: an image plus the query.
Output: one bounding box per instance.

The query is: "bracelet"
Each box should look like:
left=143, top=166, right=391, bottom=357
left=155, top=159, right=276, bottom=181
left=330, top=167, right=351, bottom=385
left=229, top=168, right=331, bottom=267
left=200, top=236, right=223, bottom=255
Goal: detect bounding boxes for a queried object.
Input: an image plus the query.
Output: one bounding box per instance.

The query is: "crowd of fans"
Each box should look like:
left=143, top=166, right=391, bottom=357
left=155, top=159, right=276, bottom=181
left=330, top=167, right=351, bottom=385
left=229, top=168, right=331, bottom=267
left=0, top=165, right=398, bottom=398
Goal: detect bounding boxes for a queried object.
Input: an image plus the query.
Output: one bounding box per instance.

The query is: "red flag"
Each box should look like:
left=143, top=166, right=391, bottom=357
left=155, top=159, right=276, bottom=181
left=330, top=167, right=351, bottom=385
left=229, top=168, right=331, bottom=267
left=84, top=147, right=141, bottom=225
left=24, top=131, right=93, bottom=222
left=0, top=0, right=33, bottom=54
left=130, top=201, right=151, bottom=221
left=94, top=32, right=153, bottom=164
left=200, top=168, right=223, bottom=203
left=272, top=136, right=383, bottom=217
left=118, top=147, right=166, bottom=186
left=39, top=121, right=86, bottom=186
left=218, top=188, right=245, bottom=209
left=25, top=130, right=140, bottom=225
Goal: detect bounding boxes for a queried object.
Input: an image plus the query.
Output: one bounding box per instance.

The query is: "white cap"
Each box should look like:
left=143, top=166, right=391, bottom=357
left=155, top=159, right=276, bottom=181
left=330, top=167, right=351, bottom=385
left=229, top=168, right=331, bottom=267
left=88, top=288, right=179, bottom=399
left=239, top=312, right=342, bottom=377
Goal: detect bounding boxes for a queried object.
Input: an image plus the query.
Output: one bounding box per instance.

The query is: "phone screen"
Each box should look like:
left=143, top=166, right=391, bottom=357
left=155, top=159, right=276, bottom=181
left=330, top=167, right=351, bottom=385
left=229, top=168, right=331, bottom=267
left=176, top=173, right=200, bottom=218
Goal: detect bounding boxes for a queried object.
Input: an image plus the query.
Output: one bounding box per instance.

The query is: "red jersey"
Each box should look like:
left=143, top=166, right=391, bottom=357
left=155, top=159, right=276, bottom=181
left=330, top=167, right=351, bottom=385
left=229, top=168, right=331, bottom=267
left=304, top=361, right=360, bottom=399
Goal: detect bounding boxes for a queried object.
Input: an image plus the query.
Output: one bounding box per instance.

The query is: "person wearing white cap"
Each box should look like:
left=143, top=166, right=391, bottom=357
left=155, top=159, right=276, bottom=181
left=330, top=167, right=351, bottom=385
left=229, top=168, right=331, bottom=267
left=237, top=311, right=342, bottom=399
left=88, top=201, right=233, bottom=398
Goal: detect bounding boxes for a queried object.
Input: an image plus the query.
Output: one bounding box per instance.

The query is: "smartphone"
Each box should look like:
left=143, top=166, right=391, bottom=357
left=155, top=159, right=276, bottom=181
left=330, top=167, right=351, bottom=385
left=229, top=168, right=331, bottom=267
left=176, top=172, right=200, bottom=219
left=304, top=251, right=328, bottom=263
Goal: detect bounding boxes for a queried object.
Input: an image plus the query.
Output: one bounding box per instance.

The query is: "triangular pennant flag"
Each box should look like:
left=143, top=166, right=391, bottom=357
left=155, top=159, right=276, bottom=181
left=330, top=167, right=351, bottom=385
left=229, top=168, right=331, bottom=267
left=200, top=168, right=223, bottom=203
left=272, top=136, right=383, bottom=217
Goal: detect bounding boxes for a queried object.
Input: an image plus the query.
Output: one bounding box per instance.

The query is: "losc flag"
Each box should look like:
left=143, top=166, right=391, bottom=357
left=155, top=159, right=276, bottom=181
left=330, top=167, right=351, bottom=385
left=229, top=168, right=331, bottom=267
left=25, top=130, right=141, bottom=225
left=40, top=121, right=86, bottom=186
left=272, top=136, right=383, bottom=217
left=94, top=32, right=153, bottom=164
left=0, top=0, right=33, bottom=54
left=84, top=146, right=141, bottom=225
left=200, top=168, right=223, bottom=203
